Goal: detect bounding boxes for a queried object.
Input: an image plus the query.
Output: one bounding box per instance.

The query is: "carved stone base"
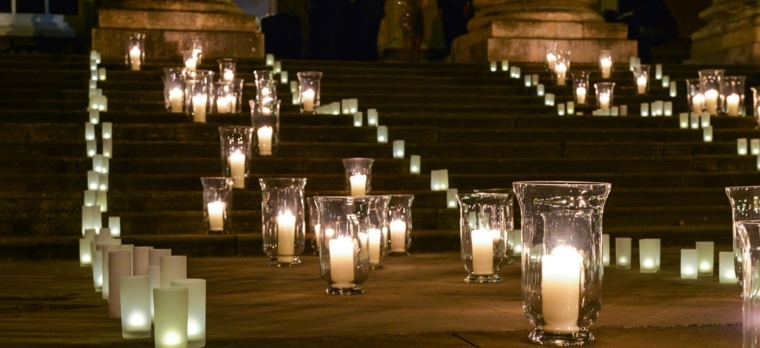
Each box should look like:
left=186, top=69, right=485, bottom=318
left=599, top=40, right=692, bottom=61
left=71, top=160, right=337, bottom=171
left=450, top=19, right=637, bottom=63
left=689, top=3, right=760, bottom=65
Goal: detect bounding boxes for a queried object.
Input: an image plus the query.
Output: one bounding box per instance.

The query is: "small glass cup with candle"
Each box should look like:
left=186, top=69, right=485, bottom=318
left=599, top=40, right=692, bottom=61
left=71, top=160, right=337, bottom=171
left=342, top=158, right=374, bottom=196
left=723, top=75, right=746, bottom=117
left=163, top=67, right=186, bottom=113
left=598, top=50, right=613, bottom=79
left=250, top=98, right=281, bottom=157
left=513, top=181, right=611, bottom=346
left=254, top=69, right=277, bottom=101
left=367, top=195, right=391, bottom=269
left=124, top=33, right=145, bottom=71
left=185, top=78, right=210, bottom=123
left=553, top=50, right=571, bottom=87
left=387, top=194, right=415, bottom=256
left=699, top=69, right=725, bottom=116
left=313, top=196, right=374, bottom=295
left=218, top=126, right=254, bottom=189
left=260, top=178, right=307, bottom=267
left=686, top=78, right=703, bottom=115
left=217, top=58, right=237, bottom=82
left=572, top=71, right=590, bottom=105
left=456, top=192, right=513, bottom=283
left=594, top=82, right=615, bottom=110
left=545, top=42, right=558, bottom=71
left=214, top=81, right=237, bottom=114
left=120, top=275, right=152, bottom=338
left=633, top=65, right=650, bottom=96
left=297, top=71, right=323, bottom=114
left=201, top=177, right=233, bottom=234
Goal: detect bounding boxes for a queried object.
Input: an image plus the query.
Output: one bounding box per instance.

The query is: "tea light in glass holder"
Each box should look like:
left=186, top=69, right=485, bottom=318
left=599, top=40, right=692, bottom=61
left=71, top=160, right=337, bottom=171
left=377, top=126, right=388, bottom=143
left=218, top=126, right=253, bottom=189
left=634, top=65, right=650, bottom=95
left=594, top=82, right=614, bottom=110
left=259, top=178, right=306, bottom=267
left=664, top=101, right=673, bottom=116
left=218, top=58, right=236, bottom=82
left=554, top=59, right=568, bottom=86
left=297, top=71, right=322, bottom=113
left=343, top=157, right=373, bottom=196
left=739, top=138, right=749, bottom=155
left=615, top=237, right=631, bottom=269
left=153, top=286, right=188, bottom=348
left=120, top=275, right=151, bottom=338
left=125, top=33, right=144, bottom=71
left=573, top=72, right=589, bottom=104
left=182, top=50, right=197, bottom=71
left=724, top=76, right=746, bottom=116
left=410, top=155, right=421, bottom=174
left=599, top=50, right=612, bottom=79
left=393, top=140, right=405, bottom=159
left=696, top=241, right=714, bottom=276
left=639, top=239, right=660, bottom=273
left=719, top=251, right=738, bottom=284
left=703, top=126, right=713, bottom=142
left=681, top=249, right=698, bottom=279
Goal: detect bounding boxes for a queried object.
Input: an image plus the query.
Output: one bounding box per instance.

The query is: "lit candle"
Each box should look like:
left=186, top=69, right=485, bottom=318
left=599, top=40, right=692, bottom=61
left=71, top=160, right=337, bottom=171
left=726, top=93, right=741, bottom=116
left=171, top=279, right=206, bottom=347
left=257, top=126, right=273, bottom=156
left=410, top=155, right=421, bottom=174
left=159, top=255, right=187, bottom=288
left=615, top=237, right=631, bottom=269
left=602, top=234, right=610, bottom=266
left=546, top=52, right=556, bottom=70
left=489, top=61, right=497, bottom=72
left=390, top=219, right=406, bottom=252
left=393, top=140, right=405, bottom=159
left=367, top=109, right=378, bottom=126
left=703, top=126, right=713, bottom=142
left=751, top=139, right=760, bottom=155
left=368, top=228, right=382, bottom=264
left=192, top=94, right=207, bottom=123
left=129, top=46, right=141, bottom=71
left=681, top=249, right=698, bottom=279
left=153, top=286, right=189, bottom=348
left=554, top=62, right=567, bottom=86
left=185, top=57, right=197, bottom=71
left=669, top=81, right=677, bottom=97
left=79, top=238, right=92, bottom=266
left=265, top=54, right=274, bottom=66
left=120, top=275, right=152, bottom=338
left=277, top=211, right=296, bottom=263
left=132, top=246, right=153, bottom=276
left=639, top=239, right=659, bottom=273
left=662, top=75, right=670, bottom=88
left=329, top=237, right=354, bottom=287
left=353, top=112, right=362, bottom=127
left=537, top=84, right=545, bottom=97
left=567, top=101, right=575, bottom=114
left=228, top=150, right=246, bottom=189
left=719, top=251, right=738, bottom=284
left=280, top=71, right=288, bottom=84
left=557, top=103, right=565, bottom=116
left=207, top=201, right=225, bottom=231
left=691, top=93, right=705, bottom=113
left=598, top=92, right=610, bottom=110
left=377, top=126, right=388, bottom=143
left=471, top=229, right=494, bottom=275
left=216, top=95, right=231, bottom=114
left=655, top=64, right=662, bottom=79
left=169, top=88, right=183, bottom=113
left=301, top=89, right=315, bottom=112
left=696, top=241, right=714, bottom=276
left=542, top=246, right=582, bottom=334
left=446, top=188, right=457, bottom=208
left=98, top=68, right=106, bottom=81
left=600, top=57, right=612, bottom=79
left=223, top=69, right=234, bottom=82
left=636, top=75, right=647, bottom=94
left=704, top=89, right=719, bottom=115
left=640, top=102, right=649, bottom=117
left=738, top=138, right=748, bottom=155
left=679, top=113, right=689, bottom=129
left=575, top=87, right=586, bottom=104
left=349, top=174, right=367, bottom=196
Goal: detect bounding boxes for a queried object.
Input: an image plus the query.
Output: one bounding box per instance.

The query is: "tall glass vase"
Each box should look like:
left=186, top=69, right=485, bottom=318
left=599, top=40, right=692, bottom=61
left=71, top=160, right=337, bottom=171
left=218, top=126, right=254, bottom=189
left=456, top=192, right=512, bottom=283
left=735, top=221, right=760, bottom=348
left=513, top=181, right=611, bottom=346
left=726, top=186, right=760, bottom=284
left=260, top=178, right=307, bottom=267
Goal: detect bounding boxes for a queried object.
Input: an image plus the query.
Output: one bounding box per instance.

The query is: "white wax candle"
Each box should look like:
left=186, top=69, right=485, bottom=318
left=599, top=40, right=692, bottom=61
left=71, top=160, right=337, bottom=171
left=600, top=57, right=612, bottom=79
left=390, top=220, right=406, bottom=252
left=431, top=169, right=440, bottom=190
left=542, top=246, right=582, bottom=334
left=636, top=75, right=647, bottom=94
left=615, top=238, right=631, bottom=269
left=120, top=275, right=152, bottom=338
left=738, top=138, right=748, bottom=155
left=681, top=249, right=698, bottom=279
left=575, top=87, right=586, bottom=104
left=223, top=70, right=234, bottom=82
left=108, top=216, right=120, bottom=237
left=719, top=251, right=738, bottom=284
left=726, top=93, right=741, bottom=116
left=349, top=174, right=367, bottom=196
left=602, top=234, right=610, bottom=266
left=471, top=229, right=494, bottom=275
left=102, top=122, right=112, bottom=139
left=393, top=140, right=405, bottom=159
left=153, top=287, right=188, bottom=348
left=289, top=80, right=298, bottom=93
left=192, top=94, right=207, bottom=123
left=599, top=92, right=610, bottom=110
left=228, top=150, right=246, bottom=189
left=129, top=46, right=141, bottom=71
left=692, top=93, right=705, bottom=113
left=216, top=95, right=231, bottom=114
left=329, top=237, right=354, bottom=287
left=109, top=250, right=133, bottom=318
left=185, top=57, right=197, bottom=71
left=368, top=228, right=382, bottom=264
left=546, top=53, right=556, bottom=70
left=207, top=201, right=225, bottom=231
left=410, top=155, right=421, bottom=174
left=87, top=171, right=100, bottom=190
left=257, top=126, right=273, bottom=156
left=554, top=63, right=567, bottom=86
left=301, top=89, right=315, bottom=111
left=704, top=89, right=719, bottom=115
left=277, top=212, right=296, bottom=263
left=696, top=241, right=714, bottom=276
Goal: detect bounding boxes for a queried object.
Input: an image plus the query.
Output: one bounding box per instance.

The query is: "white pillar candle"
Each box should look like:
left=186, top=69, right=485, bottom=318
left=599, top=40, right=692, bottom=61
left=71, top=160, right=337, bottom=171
left=129, top=46, right=141, bottom=71
left=207, top=201, right=225, bottom=231
left=752, top=139, right=760, bottom=155
left=489, top=61, right=497, bottom=72
left=132, top=246, right=153, bottom=276
left=501, top=60, right=509, bottom=71
left=600, top=57, right=612, bottom=79
left=273, top=61, right=281, bottom=74
left=192, top=94, right=207, bottom=123
left=726, top=93, right=741, bottom=116
left=98, top=68, right=107, bottom=81
left=446, top=188, right=458, bottom=209
left=228, top=150, right=246, bottom=189
left=681, top=249, right=698, bottom=279
left=109, top=250, right=133, bottom=318
left=719, top=251, right=738, bottom=284
left=153, top=286, right=189, bottom=348
left=103, top=139, right=113, bottom=158
left=223, top=69, right=235, bottom=82
left=615, top=237, right=631, bottom=269
left=669, top=81, right=677, bottom=97
left=120, top=275, right=152, bottom=338
left=367, top=109, right=378, bottom=126
left=599, top=92, right=610, bottom=110
left=108, top=216, right=120, bottom=237
left=738, top=138, right=749, bottom=155
left=185, top=57, right=197, bottom=71
left=639, top=239, right=659, bottom=273
left=89, top=110, right=99, bottom=124
left=471, top=229, right=494, bottom=275
left=160, top=255, right=187, bottom=287
left=301, top=89, right=315, bottom=112
left=277, top=211, right=296, bottom=263
left=353, top=112, right=363, bottom=127
left=377, top=126, right=388, bottom=143
left=602, top=234, right=610, bottom=266
left=567, top=101, right=575, bottom=114
left=91, top=69, right=98, bottom=81
left=80, top=238, right=93, bottom=266
left=679, top=113, right=689, bottom=129
left=703, top=126, right=713, bottom=142
left=368, top=228, right=382, bottom=264
left=536, top=84, right=545, bottom=97
left=171, top=279, right=206, bottom=348
left=696, top=241, right=714, bottom=276
left=661, top=75, right=670, bottom=88
left=640, top=102, right=649, bottom=117
left=390, top=220, right=407, bottom=252
left=524, top=75, right=532, bottom=87
left=393, top=140, right=405, bottom=159
left=704, top=89, right=719, bottom=115
left=265, top=54, right=275, bottom=66
left=410, top=155, right=421, bottom=174
left=542, top=246, right=582, bottom=334
left=257, top=126, right=273, bottom=156
left=349, top=174, right=367, bottom=196
left=329, top=237, right=354, bottom=287
left=216, top=96, right=231, bottom=114
left=664, top=101, right=672, bottom=116
left=655, top=64, right=662, bottom=79
left=636, top=75, right=647, bottom=94
left=575, top=87, right=586, bottom=104
left=557, top=103, right=565, bottom=116
left=554, top=63, right=567, bottom=86
left=545, top=93, right=555, bottom=106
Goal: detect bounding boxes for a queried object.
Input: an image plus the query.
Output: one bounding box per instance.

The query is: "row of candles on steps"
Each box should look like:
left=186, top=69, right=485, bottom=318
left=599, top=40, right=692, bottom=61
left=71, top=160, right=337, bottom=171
left=86, top=52, right=206, bottom=348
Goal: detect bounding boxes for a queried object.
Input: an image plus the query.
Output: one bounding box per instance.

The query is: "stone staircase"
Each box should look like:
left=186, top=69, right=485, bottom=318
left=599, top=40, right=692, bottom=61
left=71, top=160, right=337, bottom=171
left=1, top=53, right=759, bottom=259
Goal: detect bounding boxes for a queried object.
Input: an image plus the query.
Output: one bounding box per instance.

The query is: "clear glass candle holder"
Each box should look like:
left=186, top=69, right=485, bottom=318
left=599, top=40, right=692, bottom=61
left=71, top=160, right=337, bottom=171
left=218, top=58, right=237, bottom=82
left=598, top=50, right=612, bottom=79
left=342, top=158, right=374, bottom=196
left=254, top=69, right=277, bottom=101
left=186, top=78, right=210, bottom=123
left=725, top=186, right=760, bottom=284
left=260, top=178, right=307, bottom=267
left=513, top=181, right=611, bottom=346
left=594, top=82, right=615, bottom=110
left=125, top=33, right=145, bottom=71
left=387, top=194, right=415, bottom=255
left=163, top=67, right=186, bottom=113
left=182, top=49, right=198, bottom=71
left=250, top=98, right=281, bottom=157
left=573, top=71, right=590, bottom=105
left=633, top=65, right=650, bottom=96
left=753, top=87, right=760, bottom=126
left=686, top=78, right=704, bottom=115
left=456, top=192, right=512, bottom=283
left=313, top=196, right=374, bottom=295
left=367, top=195, right=391, bottom=269
left=699, top=69, right=724, bottom=116
left=214, top=81, right=238, bottom=114
left=297, top=71, right=323, bottom=114
left=734, top=220, right=760, bottom=347
left=723, top=75, right=746, bottom=117
left=218, top=126, right=254, bottom=189
left=545, top=42, right=558, bottom=71
left=201, top=177, right=233, bottom=234
left=553, top=51, right=570, bottom=87
left=307, top=197, right=320, bottom=254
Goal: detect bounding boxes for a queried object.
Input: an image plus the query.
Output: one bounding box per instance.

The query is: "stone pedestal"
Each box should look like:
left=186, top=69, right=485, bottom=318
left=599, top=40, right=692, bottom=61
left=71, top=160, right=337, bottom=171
left=91, top=0, right=264, bottom=62
left=450, top=0, right=637, bottom=63
left=690, top=0, right=760, bottom=65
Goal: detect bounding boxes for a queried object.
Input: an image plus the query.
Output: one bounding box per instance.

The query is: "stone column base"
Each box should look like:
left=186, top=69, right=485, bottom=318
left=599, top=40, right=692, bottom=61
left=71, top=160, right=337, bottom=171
left=450, top=20, right=637, bottom=63
left=689, top=6, right=760, bottom=65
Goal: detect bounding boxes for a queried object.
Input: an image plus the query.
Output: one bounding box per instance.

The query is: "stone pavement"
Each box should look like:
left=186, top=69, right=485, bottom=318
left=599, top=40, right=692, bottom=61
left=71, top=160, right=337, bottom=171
left=0, top=248, right=742, bottom=347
